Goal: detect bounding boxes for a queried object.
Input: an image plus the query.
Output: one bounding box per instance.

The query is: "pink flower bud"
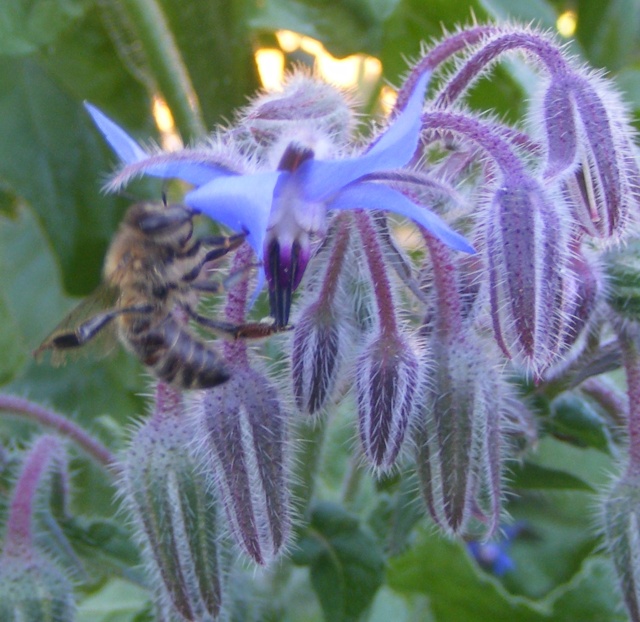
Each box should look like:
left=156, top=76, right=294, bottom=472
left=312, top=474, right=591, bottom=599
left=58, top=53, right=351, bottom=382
left=198, top=367, right=291, bottom=565
left=415, top=332, right=505, bottom=537
left=485, top=177, right=570, bottom=373
left=122, top=384, right=226, bottom=620
left=356, top=330, right=426, bottom=472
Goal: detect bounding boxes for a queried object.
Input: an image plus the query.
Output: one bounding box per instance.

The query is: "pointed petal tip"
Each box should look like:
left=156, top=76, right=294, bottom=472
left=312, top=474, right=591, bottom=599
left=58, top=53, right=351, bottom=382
left=85, top=102, right=147, bottom=165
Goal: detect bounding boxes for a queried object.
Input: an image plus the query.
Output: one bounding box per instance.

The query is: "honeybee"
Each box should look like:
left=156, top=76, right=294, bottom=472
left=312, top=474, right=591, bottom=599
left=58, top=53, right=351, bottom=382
left=35, top=201, right=279, bottom=389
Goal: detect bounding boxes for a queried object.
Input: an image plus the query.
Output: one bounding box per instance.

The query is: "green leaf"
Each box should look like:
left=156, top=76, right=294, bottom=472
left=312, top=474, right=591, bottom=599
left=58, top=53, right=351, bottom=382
left=0, top=291, right=27, bottom=385
left=0, top=0, right=89, bottom=56
left=605, top=240, right=640, bottom=320
left=509, top=461, right=595, bottom=492
left=292, top=501, right=385, bottom=622
left=388, top=531, right=549, bottom=622
left=368, top=473, right=423, bottom=555
left=0, top=57, right=126, bottom=294
left=547, top=394, right=613, bottom=453
left=479, top=0, right=558, bottom=27
left=576, top=0, right=640, bottom=71
left=250, top=0, right=397, bottom=58
left=388, top=528, right=625, bottom=622
left=77, top=579, right=150, bottom=622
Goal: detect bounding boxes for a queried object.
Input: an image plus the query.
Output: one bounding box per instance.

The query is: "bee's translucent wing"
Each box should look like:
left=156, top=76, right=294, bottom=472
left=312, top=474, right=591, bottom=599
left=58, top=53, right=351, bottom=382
left=34, top=284, right=121, bottom=366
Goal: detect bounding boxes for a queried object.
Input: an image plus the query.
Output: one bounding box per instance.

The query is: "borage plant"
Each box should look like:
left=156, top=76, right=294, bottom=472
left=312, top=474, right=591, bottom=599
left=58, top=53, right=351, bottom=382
left=4, top=17, right=640, bottom=622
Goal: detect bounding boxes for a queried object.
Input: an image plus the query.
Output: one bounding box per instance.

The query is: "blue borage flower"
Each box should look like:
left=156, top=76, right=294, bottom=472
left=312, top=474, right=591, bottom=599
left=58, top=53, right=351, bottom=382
left=86, top=71, right=474, bottom=326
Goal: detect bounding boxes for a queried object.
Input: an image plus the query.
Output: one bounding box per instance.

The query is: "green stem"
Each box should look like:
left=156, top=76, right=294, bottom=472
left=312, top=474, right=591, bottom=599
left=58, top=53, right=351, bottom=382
left=341, top=450, right=365, bottom=507
left=121, top=0, right=206, bottom=141
left=290, top=416, right=327, bottom=528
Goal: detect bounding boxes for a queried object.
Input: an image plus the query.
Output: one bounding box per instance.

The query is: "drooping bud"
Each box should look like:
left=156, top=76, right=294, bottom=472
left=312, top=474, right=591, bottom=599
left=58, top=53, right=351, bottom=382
left=0, top=435, right=74, bottom=621
left=197, top=366, right=291, bottom=565
left=415, top=332, right=505, bottom=538
left=0, top=553, right=75, bottom=622
left=352, top=210, right=426, bottom=471
left=539, top=76, right=578, bottom=178
left=566, top=76, right=638, bottom=240
left=485, top=176, right=570, bottom=373
left=356, top=330, right=425, bottom=472
left=292, top=213, right=353, bottom=414
left=292, top=300, right=349, bottom=415
left=121, top=383, right=226, bottom=621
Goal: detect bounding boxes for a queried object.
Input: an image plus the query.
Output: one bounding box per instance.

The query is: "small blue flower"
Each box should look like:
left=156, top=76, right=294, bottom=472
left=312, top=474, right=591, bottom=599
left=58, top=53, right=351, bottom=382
left=86, top=72, right=474, bottom=325
left=467, top=523, right=524, bottom=576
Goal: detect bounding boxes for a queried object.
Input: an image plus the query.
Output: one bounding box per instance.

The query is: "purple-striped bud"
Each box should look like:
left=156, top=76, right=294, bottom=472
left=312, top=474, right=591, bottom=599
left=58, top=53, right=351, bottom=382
left=415, top=332, right=504, bottom=537
left=197, top=366, right=291, bottom=565
left=485, top=176, right=570, bottom=373
left=121, top=384, right=226, bottom=621
left=540, top=76, right=578, bottom=178
left=566, top=77, right=638, bottom=239
left=356, top=330, right=426, bottom=472
left=292, top=300, right=349, bottom=415
left=602, top=472, right=640, bottom=622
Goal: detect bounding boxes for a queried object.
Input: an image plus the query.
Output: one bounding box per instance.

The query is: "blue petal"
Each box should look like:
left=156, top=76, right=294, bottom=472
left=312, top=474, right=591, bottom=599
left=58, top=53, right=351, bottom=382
left=85, top=103, right=147, bottom=164
left=185, top=171, right=280, bottom=257
left=300, top=71, right=431, bottom=202
left=328, top=181, right=475, bottom=254
left=86, top=103, right=231, bottom=187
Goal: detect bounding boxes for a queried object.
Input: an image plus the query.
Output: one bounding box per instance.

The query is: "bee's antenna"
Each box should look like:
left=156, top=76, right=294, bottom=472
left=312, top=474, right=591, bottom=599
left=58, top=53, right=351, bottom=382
left=162, top=191, right=168, bottom=207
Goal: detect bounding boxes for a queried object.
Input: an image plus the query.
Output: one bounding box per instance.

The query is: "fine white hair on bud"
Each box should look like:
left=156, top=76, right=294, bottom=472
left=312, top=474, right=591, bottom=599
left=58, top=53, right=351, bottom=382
left=235, top=71, right=354, bottom=162
left=414, top=331, right=506, bottom=538
left=121, top=384, right=226, bottom=621
left=602, top=472, right=640, bottom=622
left=356, top=330, right=427, bottom=472
left=197, top=366, right=291, bottom=566
left=485, top=177, right=571, bottom=374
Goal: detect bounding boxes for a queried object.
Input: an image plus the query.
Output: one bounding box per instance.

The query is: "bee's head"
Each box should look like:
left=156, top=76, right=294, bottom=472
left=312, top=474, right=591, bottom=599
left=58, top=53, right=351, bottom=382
left=125, top=202, right=195, bottom=247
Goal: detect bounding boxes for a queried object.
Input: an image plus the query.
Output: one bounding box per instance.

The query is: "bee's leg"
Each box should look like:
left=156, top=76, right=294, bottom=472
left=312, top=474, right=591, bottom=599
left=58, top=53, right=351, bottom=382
left=184, top=306, right=291, bottom=340
left=199, top=231, right=247, bottom=262
left=177, top=232, right=248, bottom=285
left=49, top=304, right=154, bottom=349
left=189, top=263, right=260, bottom=293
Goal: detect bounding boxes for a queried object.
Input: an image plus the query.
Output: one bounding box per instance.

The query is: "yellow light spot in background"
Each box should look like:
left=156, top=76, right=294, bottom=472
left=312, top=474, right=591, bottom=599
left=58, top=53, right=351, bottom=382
left=276, top=30, right=302, bottom=53
left=379, top=85, right=398, bottom=114
left=255, top=48, right=286, bottom=90
left=152, top=96, right=175, bottom=132
left=556, top=10, right=577, bottom=37
left=152, top=96, right=182, bottom=151
left=258, top=31, right=383, bottom=94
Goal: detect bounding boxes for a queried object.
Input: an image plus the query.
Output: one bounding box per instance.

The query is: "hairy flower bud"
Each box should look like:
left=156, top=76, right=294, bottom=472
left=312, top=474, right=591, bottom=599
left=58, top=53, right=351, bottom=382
left=567, top=77, right=637, bottom=239
left=236, top=73, right=353, bottom=159
left=602, top=472, right=640, bottom=621
left=356, top=330, right=425, bottom=472
left=121, top=384, right=226, bottom=621
left=0, top=552, right=75, bottom=622
left=197, top=366, right=291, bottom=565
left=415, top=332, right=504, bottom=537
left=485, top=177, right=569, bottom=373
left=292, top=300, right=348, bottom=414
left=0, top=435, right=74, bottom=621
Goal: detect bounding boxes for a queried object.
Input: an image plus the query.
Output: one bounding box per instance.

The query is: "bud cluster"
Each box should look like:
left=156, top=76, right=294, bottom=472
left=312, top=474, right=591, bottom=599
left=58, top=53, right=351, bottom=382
left=11, top=18, right=640, bottom=621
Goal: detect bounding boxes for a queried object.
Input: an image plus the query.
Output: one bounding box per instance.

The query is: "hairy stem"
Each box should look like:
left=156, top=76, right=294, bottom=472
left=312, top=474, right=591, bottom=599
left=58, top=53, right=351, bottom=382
left=0, top=394, right=116, bottom=470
